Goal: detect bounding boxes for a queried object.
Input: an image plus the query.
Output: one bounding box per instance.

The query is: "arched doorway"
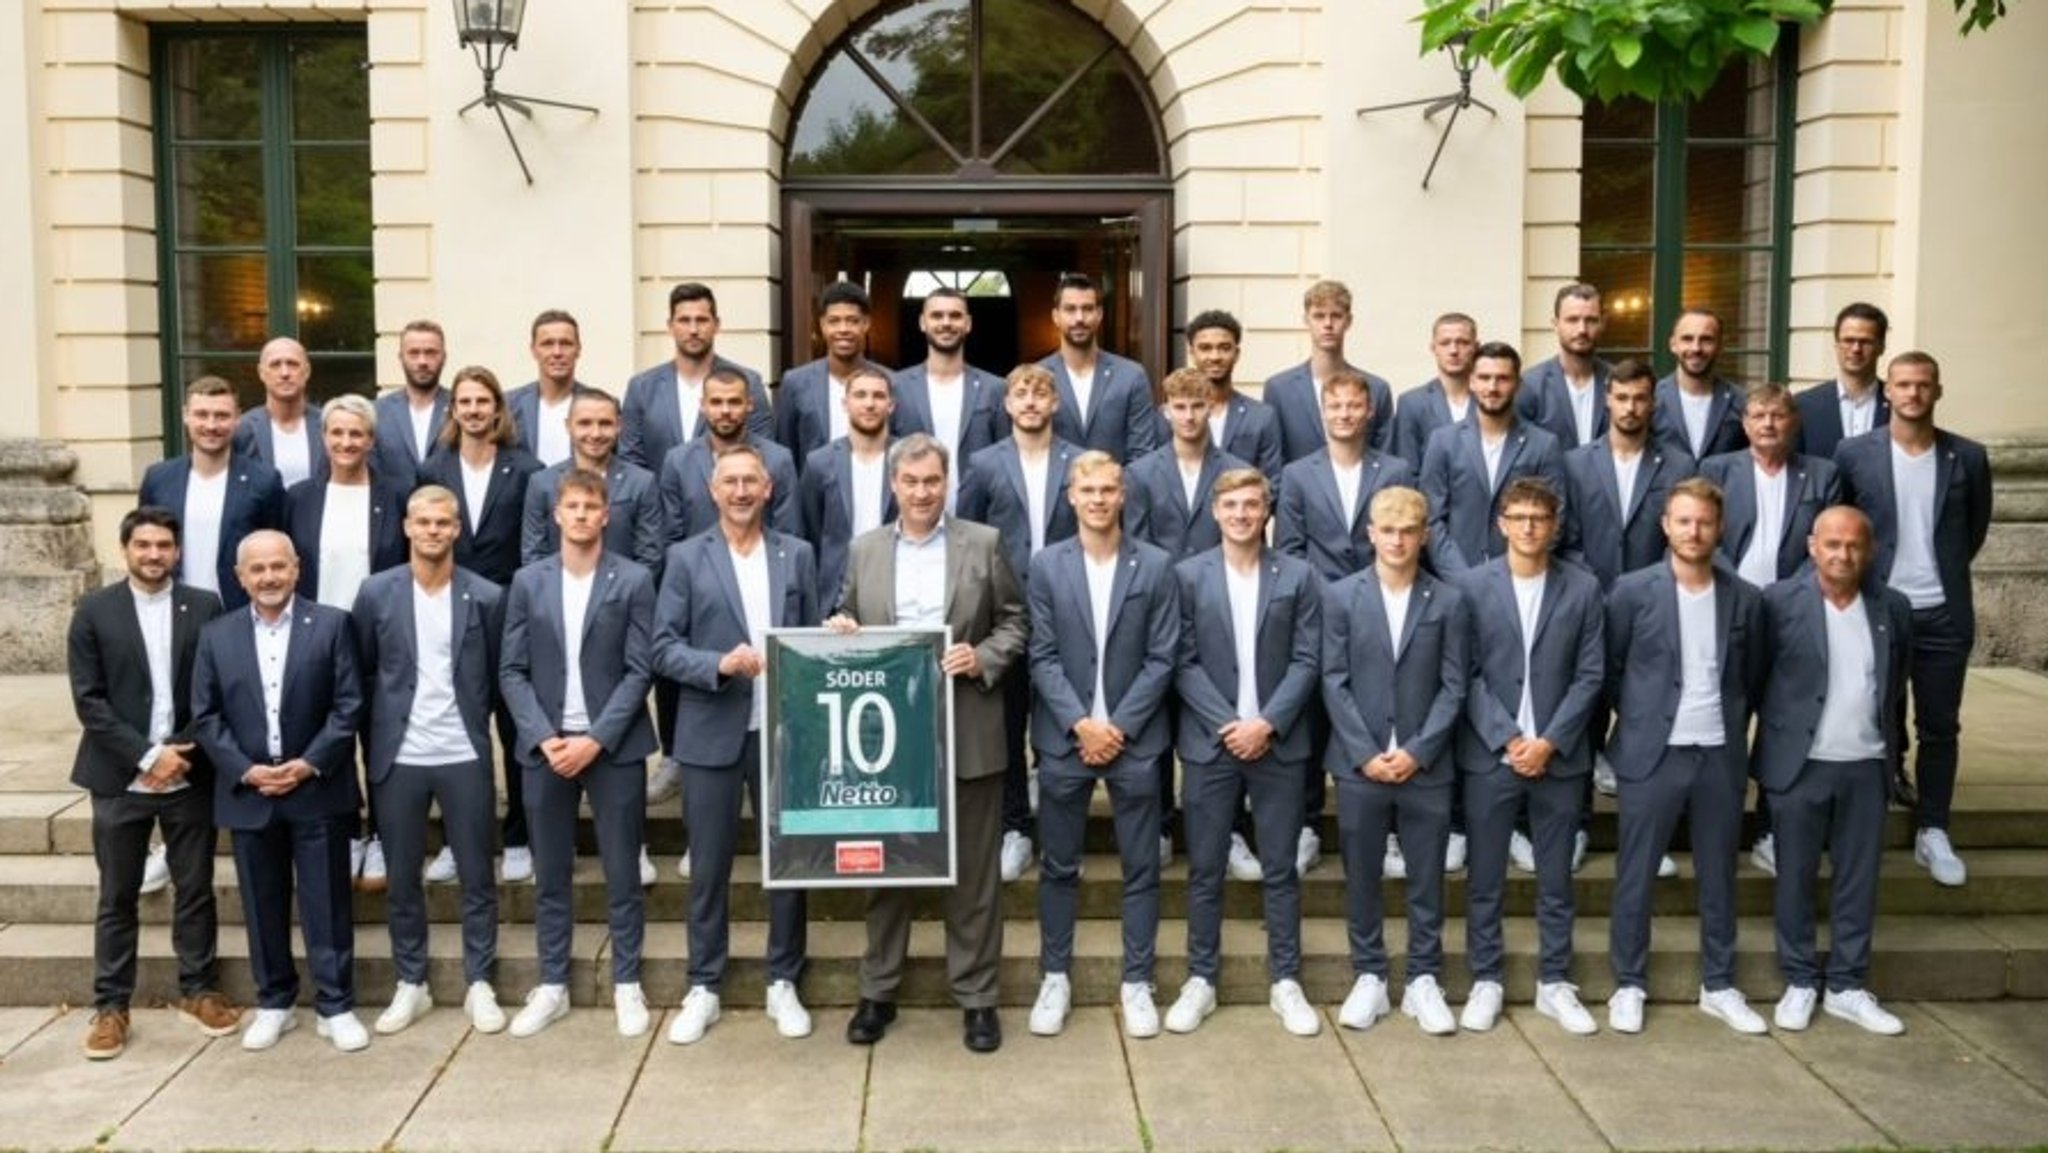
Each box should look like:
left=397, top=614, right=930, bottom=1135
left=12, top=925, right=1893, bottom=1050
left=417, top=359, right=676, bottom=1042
left=783, top=0, right=1171, bottom=376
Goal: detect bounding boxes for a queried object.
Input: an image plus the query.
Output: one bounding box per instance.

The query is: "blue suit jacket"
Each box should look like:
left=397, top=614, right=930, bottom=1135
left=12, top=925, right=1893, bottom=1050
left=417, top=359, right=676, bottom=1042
left=1419, top=418, right=1569, bottom=574
left=1753, top=574, right=1911, bottom=791
left=1602, top=563, right=1764, bottom=778
left=1122, top=445, right=1248, bottom=561
left=505, top=380, right=600, bottom=463
left=617, top=357, right=774, bottom=472
left=1558, top=438, right=1694, bottom=590
left=1262, top=360, right=1393, bottom=460
left=658, top=434, right=801, bottom=544
left=1516, top=356, right=1614, bottom=450
left=193, top=600, right=363, bottom=828
left=520, top=457, right=665, bottom=574
left=371, top=387, right=448, bottom=490
left=1171, top=548, right=1321, bottom=765
left=137, top=455, right=288, bottom=610
left=957, top=437, right=1081, bottom=588
left=1833, top=427, right=1993, bottom=640
left=889, top=362, right=1009, bottom=463
left=1654, top=375, right=1748, bottom=460
left=498, top=551, right=658, bottom=765
left=1026, top=536, right=1179, bottom=761
left=799, top=438, right=899, bottom=613
left=774, top=357, right=893, bottom=472
left=1038, top=349, right=1158, bottom=463
left=1390, top=378, right=1465, bottom=467
left=1273, top=448, right=1417, bottom=582
left=233, top=405, right=328, bottom=484
left=650, top=529, right=818, bottom=767
left=1793, top=379, right=1889, bottom=461
left=350, top=566, right=502, bottom=784
left=419, top=445, right=544, bottom=585
left=283, top=473, right=413, bottom=603
left=1699, top=451, right=1841, bottom=585
left=1452, top=558, right=1606, bottom=778
left=1320, top=568, right=1468, bottom=783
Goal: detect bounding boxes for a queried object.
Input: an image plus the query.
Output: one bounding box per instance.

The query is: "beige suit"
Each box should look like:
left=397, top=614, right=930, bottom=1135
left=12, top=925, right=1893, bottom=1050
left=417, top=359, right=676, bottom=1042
left=839, top=516, right=1027, bottom=1006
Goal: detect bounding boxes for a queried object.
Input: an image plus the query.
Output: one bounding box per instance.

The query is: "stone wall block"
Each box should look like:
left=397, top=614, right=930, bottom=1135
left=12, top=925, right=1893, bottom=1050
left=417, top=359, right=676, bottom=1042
left=0, top=440, right=100, bottom=673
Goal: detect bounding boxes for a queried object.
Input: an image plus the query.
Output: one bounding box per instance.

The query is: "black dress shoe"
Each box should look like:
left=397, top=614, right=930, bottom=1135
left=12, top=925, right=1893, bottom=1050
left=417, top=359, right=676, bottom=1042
left=846, top=998, right=896, bottom=1045
left=963, top=1006, right=1002, bottom=1053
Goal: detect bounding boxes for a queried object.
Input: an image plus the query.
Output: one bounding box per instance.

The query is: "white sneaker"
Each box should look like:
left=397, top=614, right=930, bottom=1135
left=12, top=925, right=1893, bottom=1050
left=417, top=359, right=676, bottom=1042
left=139, top=843, right=171, bottom=895
left=1608, top=986, right=1646, bottom=1034
left=1508, top=831, right=1536, bottom=874
left=615, top=983, right=650, bottom=1037
left=1536, top=981, right=1598, bottom=1036
left=1400, top=975, right=1457, bottom=1035
left=765, top=979, right=812, bottom=1038
left=1657, top=854, right=1679, bottom=879
left=1338, top=973, right=1390, bottom=1031
left=1593, top=753, right=1619, bottom=796
left=1750, top=834, right=1778, bottom=877
left=317, top=1011, right=370, bottom=1053
left=1382, top=834, right=1407, bottom=881
left=1823, top=988, right=1905, bottom=1036
left=676, top=850, right=692, bottom=880
left=1028, top=974, right=1072, bottom=1037
left=425, top=845, right=458, bottom=884
left=1699, top=986, right=1767, bottom=1035
left=638, top=847, right=657, bottom=887
left=501, top=845, right=533, bottom=884
left=1775, top=985, right=1817, bottom=1031
left=241, top=1007, right=297, bottom=1051
left=509, top=984, right=570, bottom=1038
left=465, top=982, right=506, bottom=1034
left=667, top=986, right=720, bottom=1045
left=1000, top=830, right=1034, bottom=883
left=376, top=981, right=432, bottom=1034
left=1460, top=980, right=1504, bottom=1032
left=1164, top=976, right=1217, bottom=1034
left=1226, top=833, right=1262, bottom=882
left=359, top=839, right=388, bottom=892
left=1571, top=830, right=1590, bottom=874
left=1159, top=833, right=1173, bottom=869
left=1444, top=831, right=1468, bottom=874
left=1914, top=828, right=1967, bottom=887
left=349, top=837, right=368, bottom=880
left=1270, top=979, right=1321, bottom=1036
left=1295, top=826, right=1322, bottom=876
left=646, top=757, right=683, bottom=804
left=1120, top=982, right=1160, bottom=1039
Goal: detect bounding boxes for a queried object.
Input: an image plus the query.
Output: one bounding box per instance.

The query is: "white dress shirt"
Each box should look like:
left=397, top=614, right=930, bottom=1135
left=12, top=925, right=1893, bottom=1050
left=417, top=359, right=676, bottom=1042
left=732, top=542, right=773, bottom=731
left=129, top=584, right=188, bottom=791
left=893, top=520, right=948, bottom=628
left=252, top=601, right=295, bottom=760
left=1840, top=388, right=1878, bottom=441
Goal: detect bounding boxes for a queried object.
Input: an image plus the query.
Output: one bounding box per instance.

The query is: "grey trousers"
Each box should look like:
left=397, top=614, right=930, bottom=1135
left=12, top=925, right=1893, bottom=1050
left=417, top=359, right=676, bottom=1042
left=1610, top=744, right=1744, bottom=992
left=1770, top=756, right=1886, bottom=992
left=861, top=773, right=1003, bottom=1008
left=1183, top=754, right=1304, bottom=982
left=92, top=788, right=220, bottom=1010
left=1336, top=772, right=1452, bottom=981
left=375, top=758, right=499, bottom=985
left=1038, top=751, right=1160, bottom=983
left=1464, top=767, right=1583, bottom=984
left=526, top=755, right=646, bottom=985
left=682, top=733, right=808, bottom=991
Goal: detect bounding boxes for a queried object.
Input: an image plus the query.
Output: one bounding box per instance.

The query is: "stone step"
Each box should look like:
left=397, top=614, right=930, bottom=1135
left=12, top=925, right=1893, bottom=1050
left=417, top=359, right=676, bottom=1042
left=3, top=847, right=2045, bottom=924
left=0, top=914, right=2038, bottom=1010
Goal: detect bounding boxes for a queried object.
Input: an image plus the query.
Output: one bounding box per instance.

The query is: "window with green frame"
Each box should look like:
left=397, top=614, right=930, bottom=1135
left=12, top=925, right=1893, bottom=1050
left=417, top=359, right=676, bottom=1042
left=153, top=29, right=373, bottom=451
left=1579, top=40, right=1795, bottom=385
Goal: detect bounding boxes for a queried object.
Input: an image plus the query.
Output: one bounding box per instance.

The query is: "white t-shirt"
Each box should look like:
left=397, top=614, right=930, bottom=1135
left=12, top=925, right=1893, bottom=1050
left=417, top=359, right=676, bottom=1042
left=1481, top=431, right=1508, bottom=492
left=1669, top=583, right=1725, bottom=745
left=316, top=483, right=373, bottom=609
left=270, top=422, right=313, bottom=488
left=559, top=569, right=595, bottom=731
left=1208, top=409, right=1229, bottom=452
left=1611, top=448, right=1643, bottom=522
left=1888, top=441, right=1945, bottom=608
left=180, top=469, right=228, bottom=594
left=1084, top=551, right=1118, bottom=721
left=1381, top=581, right=1412, bottom=751
left=1331, top=459, right=1363, bottom=531
left=253, top=604, right=293, bottom=760
left=850, top=451, right=887, bottom=537
left=827, top=374, right=852, bottom=443
left=398, top=581, right=480, bottom=765
left=1679, top=391, right=1714, bottom=457
left=1736, top=463, right=1789, bottom=589
left=732, top=543, right=773, bottom=731
left=1447, top=394, right=1471, bottom=423
left=1567, top=379, right=1597, bottom=445
left=1225, top=563, right=1261, bottom=721
left=1069, top=366, right=1097, bottom=424
left=409, top=403, right=436, bottom=462
left=927, top=372, right=965, bottom=455
left=1021, top=448, right=1051, bottom=556
left=536, top=394, right=573, bottom=466
left=1510, top=572, right=1546, bottom=742
left=1811, top=595, right=1886, bottom=761
left=460, top=456, right=493, bottom=534
left=1177, top=457, right=1203, bottom=512
left=675, top=375, right=702, bottom=446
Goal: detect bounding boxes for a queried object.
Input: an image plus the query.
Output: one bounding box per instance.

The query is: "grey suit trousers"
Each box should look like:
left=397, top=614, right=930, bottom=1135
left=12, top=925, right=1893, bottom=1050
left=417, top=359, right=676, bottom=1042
left=526, top=755, right=645, bottom=985
left=1769, top=756, right=1886, bottom=992
left=861, top=774, right=1003, bottom=1007
left=1183, top=755, right=1304, bottom=982
left=376, top=758, right=499, bottom=985
left=1465, top=768, right=1582, bottom=984
left=682, top=733, right=808, bottom=990
left=1609, top=745, right=1744, bottom=992
left=1336, top=774, right=1452, bottom=982
left=1038, top=752, right=1160, bottom=983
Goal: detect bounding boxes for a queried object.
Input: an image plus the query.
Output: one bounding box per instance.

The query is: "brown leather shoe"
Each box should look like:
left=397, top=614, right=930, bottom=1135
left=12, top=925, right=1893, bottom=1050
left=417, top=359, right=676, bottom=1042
left=83, top=1008, right=128, bottom=1060
left=178, top=991, right=243, bottom=1037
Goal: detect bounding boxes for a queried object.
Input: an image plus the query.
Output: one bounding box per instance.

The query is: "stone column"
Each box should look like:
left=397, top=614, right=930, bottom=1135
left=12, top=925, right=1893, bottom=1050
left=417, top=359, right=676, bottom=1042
left=1976, top=438, right=2048, bottom=670
left=0, top=440, right=100, bottom=673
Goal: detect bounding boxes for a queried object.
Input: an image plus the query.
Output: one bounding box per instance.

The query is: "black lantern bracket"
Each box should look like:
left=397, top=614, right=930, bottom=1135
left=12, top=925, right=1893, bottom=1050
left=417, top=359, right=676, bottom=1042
left=454, top=0, right=599, bottom=184
left=1356, top=29, right=1498, bottom=191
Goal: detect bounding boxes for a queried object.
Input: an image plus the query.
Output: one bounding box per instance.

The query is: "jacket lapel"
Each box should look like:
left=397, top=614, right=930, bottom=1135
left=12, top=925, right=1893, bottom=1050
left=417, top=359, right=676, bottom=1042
left=1934, top=433, right=1956, bottom=524
left=1102, top=541, right=1137, bottom=640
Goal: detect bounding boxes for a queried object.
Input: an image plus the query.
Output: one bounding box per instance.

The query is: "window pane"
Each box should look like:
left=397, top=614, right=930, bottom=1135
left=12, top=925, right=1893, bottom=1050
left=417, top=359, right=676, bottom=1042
left=854, top=0, right=970, bottom=155
left=291, top=37, right=370, bottom=140
left=1580, top=249, right=1655, bottom=353
left=176, top=254, right=270, bottom=353
left=999, top=55, right=1160, bottom=175
left=788, top=51, right=957, bottom=175
left=1688, top=54, right=1774, bottom=140
left=295, top=254, right=375, bottom=355
left=295, top=146, right=372, bottom=245
left=981, top=0, right=1113, bottom=152
left=177, top=357, right=264, bottom=415
left=1583, top=96, right=1655, bottom=141
left=165, top=39, right=262, bottom=141
left=1581, top=143, right=1656, bottom=245
left=172, top=146, right=266, bottom=246
left=1680, top=247, right=1775, bottom=360
left=1685, top=144, right=1774, bottom=244
left=306, top=356, right=376, bottom=405
left=1719, top=351, right=1770, bottom=387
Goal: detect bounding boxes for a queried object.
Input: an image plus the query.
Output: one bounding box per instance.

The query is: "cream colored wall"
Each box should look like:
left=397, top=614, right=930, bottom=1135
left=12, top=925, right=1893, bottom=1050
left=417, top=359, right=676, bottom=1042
left=2, top=3, right=55, bottom=441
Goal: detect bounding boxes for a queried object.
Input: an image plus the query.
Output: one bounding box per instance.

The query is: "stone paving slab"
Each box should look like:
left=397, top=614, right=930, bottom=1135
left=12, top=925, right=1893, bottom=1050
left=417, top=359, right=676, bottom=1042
left=610, top=1008, right=866, bottom=1153
left=0, top=1003, right=52, bottom=1055
left=0, top=791, right=78, bottom=853
left=1923, top=1000, right=2048, bottom=1093
left=394, top=1010, right=652, bottom=1153
left=3, top=1007, right=213, bottom=1152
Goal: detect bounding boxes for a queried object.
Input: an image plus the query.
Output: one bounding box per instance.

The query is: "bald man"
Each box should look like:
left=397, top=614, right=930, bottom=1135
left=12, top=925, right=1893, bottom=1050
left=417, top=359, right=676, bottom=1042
left=235, top=336, right=328, bottom=488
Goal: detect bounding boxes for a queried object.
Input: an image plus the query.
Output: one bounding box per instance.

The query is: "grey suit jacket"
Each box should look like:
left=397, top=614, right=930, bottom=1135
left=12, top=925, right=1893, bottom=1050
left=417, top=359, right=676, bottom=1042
left=372, top=387, right=449, bottom=489
left=505, top=380, right=600, bottom=461
left=800, top=438, right=898, bottom=613
left=350, top=566, right=502, bottom=784
left=1171, top=547, right=1321, bottom=765
left=1026, top=536, right=1179, bottom=761
left=1390, top=378, right=1464, bottom=467
left=1559, top=437, right=1695, bottom=590
left=1793, top=379, right=1889, bottom=461
left=234, top=404, right=328, bottom=484
left=1602, top=563, right=1764, bottom=778
left=1452, top=558, right=1605, bottom=778
left=838, top=518, right=1028, bottom=780
left=774, top=357, right=892, bottom=471
left=1273, top=448, right=1417, bottom=582
left=1262, top=360, right=1393, bottom=460
left=1833, top=427, right=1993, bottom=641
left=498, top=552, right=658, bottom=765
left=650, top=529, right=819, bottom=767
left=1419, top=418, right=1569, bottom=574
left=617, top=356, right=773, bottom=472
left=1320, top=568, right=1468, bottom=784
left=520, top=457, right=666, bottom=573
left=1753, top=574, right=1911, bottom=791
left=889, top=363, right=1009, bottom=462
left=956, top=437, right=1081, bottom=587
left=1122, top=444, right=1247, bottom=561
left=658, top=434, right=802, bottom=544
left=1653, top=375, right=1748, bottom=460
left=1516, top=356, right=1614, bottom=449
left=1700, top=450, right=1841, bottom=584
left=1038, top=349, right=1158, bottom=463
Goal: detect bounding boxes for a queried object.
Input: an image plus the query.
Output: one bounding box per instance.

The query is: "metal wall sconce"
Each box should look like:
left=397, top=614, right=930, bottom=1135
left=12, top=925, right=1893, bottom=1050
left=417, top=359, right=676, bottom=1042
left=454, top=0, right=598, bottom=184
left=1357, top=3, right=1499, bottom=190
